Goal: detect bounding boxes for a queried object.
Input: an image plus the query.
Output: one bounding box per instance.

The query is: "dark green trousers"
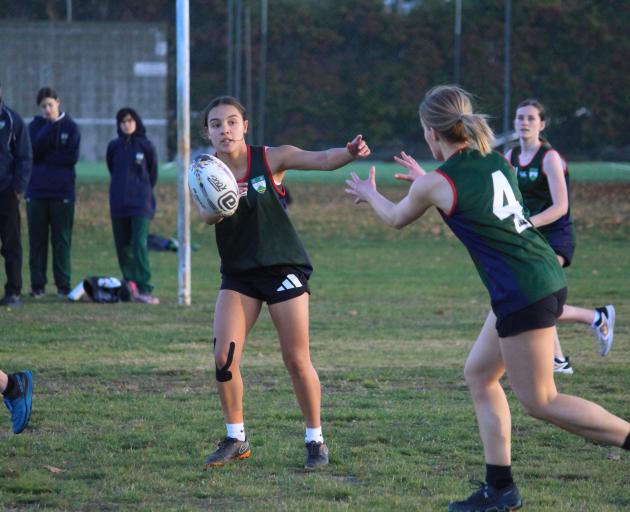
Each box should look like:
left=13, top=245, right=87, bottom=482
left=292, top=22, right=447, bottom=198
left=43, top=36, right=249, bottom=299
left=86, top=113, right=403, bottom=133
left=111, top=216, right=154, bottom=293
left=26, top=198, right=74, bottom=291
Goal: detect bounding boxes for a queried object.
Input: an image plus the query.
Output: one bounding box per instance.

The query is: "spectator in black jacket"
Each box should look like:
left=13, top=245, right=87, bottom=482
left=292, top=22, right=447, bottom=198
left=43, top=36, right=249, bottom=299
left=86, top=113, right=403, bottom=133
left=106, top=107, right=159, bottom=304
left=27, top=87, right=81, bottom=298
left=0, top=81, right=32, bottom=307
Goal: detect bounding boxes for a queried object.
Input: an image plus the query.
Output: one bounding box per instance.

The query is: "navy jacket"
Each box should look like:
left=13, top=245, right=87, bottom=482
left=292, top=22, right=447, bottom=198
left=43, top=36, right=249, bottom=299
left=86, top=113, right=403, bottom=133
left=106, top=110, right=158, bottom=218
left=27, top=113, right=81, bottom=201
left=0, top=99, right=32, bottom=194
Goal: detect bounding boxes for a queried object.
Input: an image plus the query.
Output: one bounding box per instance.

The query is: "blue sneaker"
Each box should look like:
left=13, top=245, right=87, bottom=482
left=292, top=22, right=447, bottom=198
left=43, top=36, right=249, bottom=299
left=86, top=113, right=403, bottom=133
left=3, top=370, right=33, bottom=434
left=448, top=481, right=522, bottom=511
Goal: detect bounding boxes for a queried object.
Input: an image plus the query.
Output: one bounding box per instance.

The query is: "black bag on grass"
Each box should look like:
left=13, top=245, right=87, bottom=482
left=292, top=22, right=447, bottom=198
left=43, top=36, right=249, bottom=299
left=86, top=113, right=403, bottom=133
left=83, top=276, right=133, bottom=303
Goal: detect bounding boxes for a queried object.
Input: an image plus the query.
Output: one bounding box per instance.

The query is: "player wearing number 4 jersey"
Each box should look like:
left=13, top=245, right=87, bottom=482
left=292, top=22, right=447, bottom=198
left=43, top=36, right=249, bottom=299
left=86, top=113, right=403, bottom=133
left=507, top=99, right=614, bottom=374
left=196, top=96, right=370, bottom=470
left=346, top=85, right=630, bottom=511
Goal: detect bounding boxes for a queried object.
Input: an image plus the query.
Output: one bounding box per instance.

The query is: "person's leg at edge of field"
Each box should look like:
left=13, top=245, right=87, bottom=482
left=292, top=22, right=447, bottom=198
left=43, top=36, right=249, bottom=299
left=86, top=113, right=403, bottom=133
left=448, top=312, right=521, bottom=512
left=205, top=290, right=262, bottom=467
left=49, top=199, right=74, bottom=296
left=0, top=190, right=23, bottom=303
left=501, top=326, right=630, bottom=446
left=26, top=198, right=50, bottom=295
left=269, top=293, right=328, bottom=469
left=129, top=216, right=151, bottom=293
left=111, top=216, right=133, bottom=283
left=0, top=370, right=7, bottom=393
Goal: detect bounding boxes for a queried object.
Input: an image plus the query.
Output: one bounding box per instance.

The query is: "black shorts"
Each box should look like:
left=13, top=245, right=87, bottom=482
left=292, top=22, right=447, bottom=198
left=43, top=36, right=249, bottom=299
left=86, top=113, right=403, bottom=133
left=495, top=287, right=567, bottom=338
left=220, top=267, right=310, bottom=305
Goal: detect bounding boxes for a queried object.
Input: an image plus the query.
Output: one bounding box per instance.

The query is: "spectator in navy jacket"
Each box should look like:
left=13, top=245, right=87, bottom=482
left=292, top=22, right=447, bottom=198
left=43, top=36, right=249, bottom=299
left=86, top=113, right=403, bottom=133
left=27, top=87, right=81, bottom=298
left=106, top=107, right=159, bottom=304
left=0, top=81, right=32, bottom=307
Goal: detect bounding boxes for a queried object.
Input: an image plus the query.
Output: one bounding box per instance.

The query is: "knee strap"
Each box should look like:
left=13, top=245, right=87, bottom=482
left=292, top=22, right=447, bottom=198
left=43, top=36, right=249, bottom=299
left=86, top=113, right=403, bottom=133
left=215, top=338, right=236, bottom=382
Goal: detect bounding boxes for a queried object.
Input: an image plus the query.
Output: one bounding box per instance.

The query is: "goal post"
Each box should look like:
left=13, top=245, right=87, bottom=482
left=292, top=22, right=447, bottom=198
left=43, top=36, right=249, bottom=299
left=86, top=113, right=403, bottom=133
left=176, top=0, right=191, bottom=305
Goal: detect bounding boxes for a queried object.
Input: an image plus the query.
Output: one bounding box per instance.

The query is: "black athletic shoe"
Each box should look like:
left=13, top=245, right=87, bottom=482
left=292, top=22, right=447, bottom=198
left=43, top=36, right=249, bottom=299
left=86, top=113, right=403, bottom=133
left=204, top=437, right=251, bottom=468
left=448, top=481, right=522, bottom=512
left=30, top=288, right=45, bottom=299
left=0, top=294, right=22, bottom=307
left=305, top=441, right=329, bottom=470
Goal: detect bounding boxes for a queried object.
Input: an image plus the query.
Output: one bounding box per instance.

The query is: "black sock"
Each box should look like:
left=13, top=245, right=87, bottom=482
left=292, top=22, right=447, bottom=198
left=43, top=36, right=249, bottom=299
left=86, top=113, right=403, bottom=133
left=486, top=464, right=513, bottom=490
left=594, top=308, right=605, bottom=326
left=623, top=432, right=630, bottom=451
left=2, top=374, right=17, bottom=397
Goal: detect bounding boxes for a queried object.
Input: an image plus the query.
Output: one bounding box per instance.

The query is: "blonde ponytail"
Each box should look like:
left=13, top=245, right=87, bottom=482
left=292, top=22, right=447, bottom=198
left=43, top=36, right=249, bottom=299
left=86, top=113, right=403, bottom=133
left=419, top=85, right=495, bottom=156
left=459, top=113, right=494, bottom=155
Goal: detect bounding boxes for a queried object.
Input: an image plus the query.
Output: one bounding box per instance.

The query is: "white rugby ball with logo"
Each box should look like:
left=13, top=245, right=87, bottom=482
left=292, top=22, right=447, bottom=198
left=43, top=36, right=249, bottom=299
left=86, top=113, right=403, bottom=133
left=188, top=154, right=240, bottom=217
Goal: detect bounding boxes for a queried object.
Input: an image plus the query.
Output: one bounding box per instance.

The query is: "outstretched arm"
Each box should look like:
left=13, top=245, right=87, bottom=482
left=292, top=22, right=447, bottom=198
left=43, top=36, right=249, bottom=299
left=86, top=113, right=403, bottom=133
left=345, top=166, right=450, bottom=229
left=393, top=151, right=427, bottom=183
left=265, top=134, right=370, bottom=176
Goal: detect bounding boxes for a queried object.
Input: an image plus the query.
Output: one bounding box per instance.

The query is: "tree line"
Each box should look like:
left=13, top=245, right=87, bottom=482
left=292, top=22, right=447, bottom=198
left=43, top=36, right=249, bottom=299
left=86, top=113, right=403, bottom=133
left=5, top=0, right=629, bottom=159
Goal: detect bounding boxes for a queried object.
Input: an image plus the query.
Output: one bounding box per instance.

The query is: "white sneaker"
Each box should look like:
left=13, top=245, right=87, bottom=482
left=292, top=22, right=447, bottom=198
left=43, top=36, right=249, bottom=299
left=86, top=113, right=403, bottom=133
left=135, top=293, right=160, bottom=305
left=593, top=305, right=615, bottom=356
left=554, top=356, right=574, bottom=375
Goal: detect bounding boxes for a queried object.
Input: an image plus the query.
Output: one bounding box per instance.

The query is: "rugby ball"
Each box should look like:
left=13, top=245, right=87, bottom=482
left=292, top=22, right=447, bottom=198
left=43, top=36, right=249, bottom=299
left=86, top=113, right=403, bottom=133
left=188, top=154, right=240, bottom=217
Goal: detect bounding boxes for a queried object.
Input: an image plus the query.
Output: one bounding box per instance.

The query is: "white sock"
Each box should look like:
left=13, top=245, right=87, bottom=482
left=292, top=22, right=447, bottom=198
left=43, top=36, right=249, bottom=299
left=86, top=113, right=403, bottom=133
left=305, top=426, right=323, bottom=444
left=226, top=423, right=245, bottom=441
left=592, top=310, right=602, bottom=327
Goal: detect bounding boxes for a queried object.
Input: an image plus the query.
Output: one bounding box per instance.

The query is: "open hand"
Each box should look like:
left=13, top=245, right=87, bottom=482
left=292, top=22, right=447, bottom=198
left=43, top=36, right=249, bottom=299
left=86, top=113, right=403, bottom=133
left=345, top=166, right=376, bottom=204
left=347, top=135, right=371, bottom=159
left=393, top=151, right=426, bottom=182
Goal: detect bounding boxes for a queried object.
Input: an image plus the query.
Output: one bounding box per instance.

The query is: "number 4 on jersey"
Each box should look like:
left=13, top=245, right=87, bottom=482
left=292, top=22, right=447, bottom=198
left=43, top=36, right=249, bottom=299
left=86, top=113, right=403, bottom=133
left=491, top=171, right=532, bottom=233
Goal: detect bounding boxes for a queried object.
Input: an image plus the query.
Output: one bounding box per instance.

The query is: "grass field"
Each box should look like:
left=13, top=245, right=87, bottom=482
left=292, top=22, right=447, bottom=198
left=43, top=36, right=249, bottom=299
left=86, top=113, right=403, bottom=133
left=76, top=159, right=630, bottom=184
left=0, top=161, right=629, bottom=510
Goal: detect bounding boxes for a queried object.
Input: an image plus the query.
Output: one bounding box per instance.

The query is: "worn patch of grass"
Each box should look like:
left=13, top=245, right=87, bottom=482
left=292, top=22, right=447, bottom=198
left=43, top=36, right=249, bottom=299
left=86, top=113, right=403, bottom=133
left=0, top=178, right=628, bottom=510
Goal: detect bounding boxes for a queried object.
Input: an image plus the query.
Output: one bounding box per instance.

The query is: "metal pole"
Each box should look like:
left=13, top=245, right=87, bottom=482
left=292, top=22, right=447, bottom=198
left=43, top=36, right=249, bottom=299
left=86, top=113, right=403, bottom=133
left=257, top=0, right=268, bottom=145
left=227, top=0, right=234, bottom=95
left=177, top=0, right=191, bottom=305
left=502, top=0, right=512, bottom=148
left=453, top=0, right=461, bottom=84
left=245, top=4, right=253, bottom=142
left=235, top=0, right=243, bottom=100
left=66, top=0, right=72, bottom=22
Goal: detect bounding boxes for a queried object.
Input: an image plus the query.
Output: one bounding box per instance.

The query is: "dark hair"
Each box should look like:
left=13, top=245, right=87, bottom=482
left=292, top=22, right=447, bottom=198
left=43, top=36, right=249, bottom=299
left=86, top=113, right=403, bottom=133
left=419, top=85, right=494, bottom=155
left=516, top=98, right=547, bottom=121
left=116, top=107, right=139, bottom=124
left=36, top=86, right=59, bottom=105
left=202, top=96, right=247, bottom=132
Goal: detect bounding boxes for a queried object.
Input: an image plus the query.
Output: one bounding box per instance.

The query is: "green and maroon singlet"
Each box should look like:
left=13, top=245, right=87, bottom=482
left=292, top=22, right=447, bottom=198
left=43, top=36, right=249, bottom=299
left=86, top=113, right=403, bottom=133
left=435, top=148, right=566, bottom=318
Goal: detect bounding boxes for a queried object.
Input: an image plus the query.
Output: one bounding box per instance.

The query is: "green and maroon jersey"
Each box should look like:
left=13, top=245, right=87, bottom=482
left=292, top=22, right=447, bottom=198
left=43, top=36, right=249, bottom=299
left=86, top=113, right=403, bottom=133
left=435, top=148, right=566, bottom=317
left=215, top=145, right=312, bottom=276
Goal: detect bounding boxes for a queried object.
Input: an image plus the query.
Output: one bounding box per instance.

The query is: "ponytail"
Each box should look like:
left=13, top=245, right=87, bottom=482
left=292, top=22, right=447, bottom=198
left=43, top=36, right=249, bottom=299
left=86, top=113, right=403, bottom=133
left=459, top=113, right=494, bottom=155
left=419, top=85, right=494, bottom=156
